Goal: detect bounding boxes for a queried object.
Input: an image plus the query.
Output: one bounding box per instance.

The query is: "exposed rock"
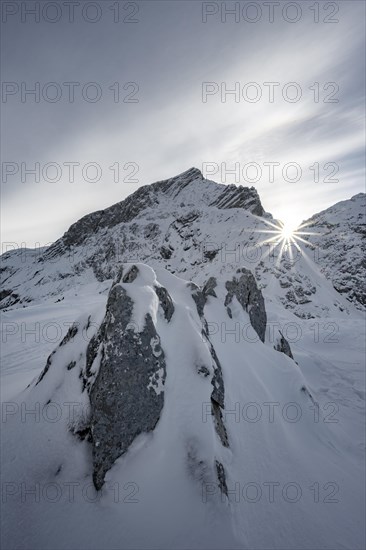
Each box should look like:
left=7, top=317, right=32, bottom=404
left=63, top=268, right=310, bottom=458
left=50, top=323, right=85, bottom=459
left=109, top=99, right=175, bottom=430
left=225, top=267, right=267, bottom=342
left=210, top=185, right=264, bottom=216
left=122, top=264, right=139, bottom=283
left=60, top=323, right=79, bottom=346
left=33, top=168, right=265, bottom=268
left=215, top=460, right=228, bottom=497
left=188, top=282, right=206, bottom=319
left=36, top=323, right=79, bottom=385
left=35, top=351, right=55, bottom=386
left=85, top=330, right=103, bottom=384
left=208, top=342, right=225, bottom=409
left=155, top=285, right=175, bottom=321
left=274, top=330, right=294, bottom=360
left=203, top=277, right=218, bottom=299
left=160, top=245, right=172, bottom=259
left=0, top=290, right=20, bottom=308
left=211, top=399, right=229, bottom=448
left=88, top=282, right=166, bottom=490
left=0, top=289, right=12, bottom=301
left=203, top=249, right=219, bottom=261
left=197, top=365, right=210, bottom=378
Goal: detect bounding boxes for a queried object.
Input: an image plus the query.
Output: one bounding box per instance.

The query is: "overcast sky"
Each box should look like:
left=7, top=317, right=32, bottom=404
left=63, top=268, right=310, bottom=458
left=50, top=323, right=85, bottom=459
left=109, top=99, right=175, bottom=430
left=1, top=0, right=365, bottom=247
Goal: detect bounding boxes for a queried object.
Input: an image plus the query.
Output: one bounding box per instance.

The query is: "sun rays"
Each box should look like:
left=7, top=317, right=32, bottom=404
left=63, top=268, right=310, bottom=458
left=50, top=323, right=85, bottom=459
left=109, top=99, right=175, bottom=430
left=253, top=217, right=321, bottom=266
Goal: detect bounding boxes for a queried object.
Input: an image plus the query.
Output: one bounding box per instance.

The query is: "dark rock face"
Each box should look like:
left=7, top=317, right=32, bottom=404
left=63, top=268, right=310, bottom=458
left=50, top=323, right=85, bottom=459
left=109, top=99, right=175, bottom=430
left=160, top=245, right=173, bottom=259
left=208, top=343, right=225, bottom=410
left=0, top=289, right=12, bottom=301
left=151, top=167, right=203, bottom=198
left=155, top=285, right=175, bottom=322
left=225, top=268, right=267, bottom=342
left=188, top=282, right=206, bottom=319
left=274, top=330, right=294, bottom=360
left=211, top=399, right=229, bottom=448
left=0, top=289, right=22, bottom=308
left=88, top=278, right=167, bottom=490
left=35, top=323, right=79, bottom=386
left=203, top=249, right=219, bottom=261
left=215, top=460, right=228, bottom=497
left=210, top=185, right=264, bottom=216
left=202, top=277, right=218, bottom=299
left=122, top=264, right=139, bottom=283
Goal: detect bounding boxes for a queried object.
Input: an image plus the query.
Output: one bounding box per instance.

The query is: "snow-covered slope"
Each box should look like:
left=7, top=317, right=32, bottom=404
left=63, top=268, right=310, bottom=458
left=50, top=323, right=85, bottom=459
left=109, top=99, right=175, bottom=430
left=1, top=168, right=364, bottom=319
left=1, top=263, right=364, bottom=549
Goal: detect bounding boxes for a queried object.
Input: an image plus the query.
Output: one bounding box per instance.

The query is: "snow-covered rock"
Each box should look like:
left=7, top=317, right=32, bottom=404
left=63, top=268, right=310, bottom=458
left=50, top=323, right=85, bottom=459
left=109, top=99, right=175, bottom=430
left=31, top=263, right=274, bottom=491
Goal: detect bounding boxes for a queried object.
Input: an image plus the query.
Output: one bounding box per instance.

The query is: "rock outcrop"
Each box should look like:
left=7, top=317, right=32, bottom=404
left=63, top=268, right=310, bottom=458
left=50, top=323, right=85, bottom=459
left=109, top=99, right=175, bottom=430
left=274, top=330, right=294, bottom=360
left=33, top=264, right=272, bottom=491
left=224, top=268, right=267, bottom=342
left=87, top=270, right=168, bottom=489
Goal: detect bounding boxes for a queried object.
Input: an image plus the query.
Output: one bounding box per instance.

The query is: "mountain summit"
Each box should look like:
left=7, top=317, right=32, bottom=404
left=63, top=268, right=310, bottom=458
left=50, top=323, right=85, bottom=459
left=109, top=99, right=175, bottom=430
left=49, top=167, right=265, bottom=250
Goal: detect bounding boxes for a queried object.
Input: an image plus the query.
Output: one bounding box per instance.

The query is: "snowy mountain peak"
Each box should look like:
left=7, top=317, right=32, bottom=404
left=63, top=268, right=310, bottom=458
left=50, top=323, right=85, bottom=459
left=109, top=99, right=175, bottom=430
left=43, top=167, right=265, bottom=254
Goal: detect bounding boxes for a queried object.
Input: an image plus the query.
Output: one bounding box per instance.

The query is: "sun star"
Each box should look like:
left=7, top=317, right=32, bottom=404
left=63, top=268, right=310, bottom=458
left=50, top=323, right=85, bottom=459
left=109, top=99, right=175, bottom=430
left=253, top=217, right=321, bottom=266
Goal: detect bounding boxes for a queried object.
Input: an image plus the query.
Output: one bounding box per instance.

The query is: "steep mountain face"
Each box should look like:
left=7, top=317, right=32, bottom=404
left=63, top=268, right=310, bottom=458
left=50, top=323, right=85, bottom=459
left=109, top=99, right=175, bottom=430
left=56, top=166, right=264, bottom=251
left=302, top=193, right=366, bottom=309
left=1, top=168, right=364, bottom=319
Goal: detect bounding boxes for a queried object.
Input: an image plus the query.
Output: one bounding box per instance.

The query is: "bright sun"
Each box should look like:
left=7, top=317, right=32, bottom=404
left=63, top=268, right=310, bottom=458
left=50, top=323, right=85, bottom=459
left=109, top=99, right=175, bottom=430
left=254, top=217, right=320, bottom=265
left=280, top=224, right=295, bottom=242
